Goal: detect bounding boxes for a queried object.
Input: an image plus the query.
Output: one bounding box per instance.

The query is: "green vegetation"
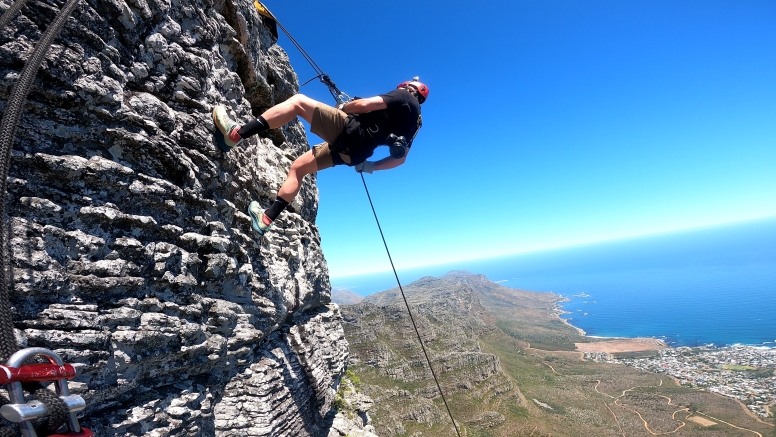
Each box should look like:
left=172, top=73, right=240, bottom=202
left=332, top=395, right=347, bottom=413
left=333, top=369, right=363, bottom=416
left=748, top=368, right=774, bottom=379
left=612, top=350, right=660, bottom=359
left=495, top=317, right=581, bottom=351
left=506, top=403, right=530, bottom=419
left=345, top=369, right=361, bottom=387
left=723, top=364, right=757, bottom=371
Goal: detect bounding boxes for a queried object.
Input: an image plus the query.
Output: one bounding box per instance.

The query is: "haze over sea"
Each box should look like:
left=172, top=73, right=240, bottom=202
left=331, top=217, right=776, bottom=347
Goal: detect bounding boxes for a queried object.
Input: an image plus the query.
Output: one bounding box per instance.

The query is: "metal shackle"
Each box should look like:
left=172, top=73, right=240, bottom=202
left=1, top=348, right=86, bottom=437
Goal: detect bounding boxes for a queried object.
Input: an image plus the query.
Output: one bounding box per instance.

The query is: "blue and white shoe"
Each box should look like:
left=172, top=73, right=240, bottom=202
left=213, top=106, right=243, bottom=151
left=248, top=201, right=273, bottom=235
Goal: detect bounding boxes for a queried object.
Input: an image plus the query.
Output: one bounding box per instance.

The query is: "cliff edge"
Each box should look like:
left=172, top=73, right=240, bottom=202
left=0, top=0, right=350, bottom=434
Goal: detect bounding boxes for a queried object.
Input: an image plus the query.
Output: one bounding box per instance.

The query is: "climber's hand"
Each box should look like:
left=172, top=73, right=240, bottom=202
left=354, top=161, right=374, bottom=174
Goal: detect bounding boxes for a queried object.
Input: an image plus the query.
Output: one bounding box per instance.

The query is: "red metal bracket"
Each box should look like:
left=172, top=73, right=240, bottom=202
left=0, top=363, right=76, bottom=385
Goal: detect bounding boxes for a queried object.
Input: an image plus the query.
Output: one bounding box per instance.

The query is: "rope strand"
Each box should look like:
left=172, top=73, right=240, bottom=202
left=359, top=174, right=462, bottom=437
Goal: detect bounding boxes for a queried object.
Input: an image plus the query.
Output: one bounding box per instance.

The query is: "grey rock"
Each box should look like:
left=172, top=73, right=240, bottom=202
left=0, top=0, right=358, bottom=435
left=326, top=375, right=378, bottom=437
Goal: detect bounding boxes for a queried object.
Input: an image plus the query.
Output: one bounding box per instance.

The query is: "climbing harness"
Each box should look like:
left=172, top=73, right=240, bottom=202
left=254, top=3, right=461, bottom=436
left=0, top=0, right=94, bottom=435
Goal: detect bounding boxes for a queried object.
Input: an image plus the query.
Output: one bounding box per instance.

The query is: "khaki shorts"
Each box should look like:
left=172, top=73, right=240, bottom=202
left=310, top=103, right=351, bottom=169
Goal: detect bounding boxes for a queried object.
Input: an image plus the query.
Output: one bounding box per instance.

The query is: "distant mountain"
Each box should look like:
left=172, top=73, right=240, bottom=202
left=341, top=271, right=772, bottom=437
left=331, top=288, right=364, bottom=305
left=341, top=272, right=522, bottom=436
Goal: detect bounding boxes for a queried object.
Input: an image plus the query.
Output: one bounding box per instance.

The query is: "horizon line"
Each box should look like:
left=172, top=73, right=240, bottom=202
left=329, top=214, right=776, bottom=279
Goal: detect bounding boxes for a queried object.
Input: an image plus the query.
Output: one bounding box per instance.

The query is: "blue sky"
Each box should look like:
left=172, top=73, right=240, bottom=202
left=261, top=0, right=776, bottom=277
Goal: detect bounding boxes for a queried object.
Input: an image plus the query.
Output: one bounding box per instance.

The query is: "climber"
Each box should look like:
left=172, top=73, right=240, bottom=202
left=212, top=78, right=428, bottom=236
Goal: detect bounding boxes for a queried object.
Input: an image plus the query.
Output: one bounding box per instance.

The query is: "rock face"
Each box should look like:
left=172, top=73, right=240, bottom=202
left=0, top=0, right=354, bottom=434
left=326, top=373, right=378, bottom=437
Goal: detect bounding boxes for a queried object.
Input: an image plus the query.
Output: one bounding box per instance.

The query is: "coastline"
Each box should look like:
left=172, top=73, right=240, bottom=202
left=553, top=296, right=668, bottom=353
left=553, top=295, right=776, bottom=352
left=553, top=297, right=587, bottom=337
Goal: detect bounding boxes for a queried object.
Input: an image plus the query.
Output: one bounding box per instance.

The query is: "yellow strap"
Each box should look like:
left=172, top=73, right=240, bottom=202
left=253, top=1, right=274, bottom=19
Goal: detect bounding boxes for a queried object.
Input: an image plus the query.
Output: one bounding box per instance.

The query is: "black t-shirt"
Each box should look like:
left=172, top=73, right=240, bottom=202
left=335, top=88, right=422, bottom=165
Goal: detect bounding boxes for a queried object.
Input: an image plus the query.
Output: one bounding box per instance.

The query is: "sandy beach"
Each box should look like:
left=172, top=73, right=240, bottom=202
left=574, top=337, right=667, bottom=353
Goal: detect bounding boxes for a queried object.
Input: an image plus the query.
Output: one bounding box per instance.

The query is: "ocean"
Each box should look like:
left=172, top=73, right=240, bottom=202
left=330, top=217, right=776, bottom=347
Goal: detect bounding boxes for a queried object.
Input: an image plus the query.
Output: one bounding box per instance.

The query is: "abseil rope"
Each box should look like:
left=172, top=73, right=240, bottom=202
left=0, top=0, right=82, bottom=362
left=0, top=0, right=84, bottom=434
left=359, top=175, right=462, bottom=437
left=0, top=0, right=32, bottom=34
left=255, top=3, right=462, bottom=436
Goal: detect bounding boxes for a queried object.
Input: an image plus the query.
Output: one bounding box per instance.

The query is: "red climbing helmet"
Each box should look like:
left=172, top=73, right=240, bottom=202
left=397, top=77, right=429, bottom=104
